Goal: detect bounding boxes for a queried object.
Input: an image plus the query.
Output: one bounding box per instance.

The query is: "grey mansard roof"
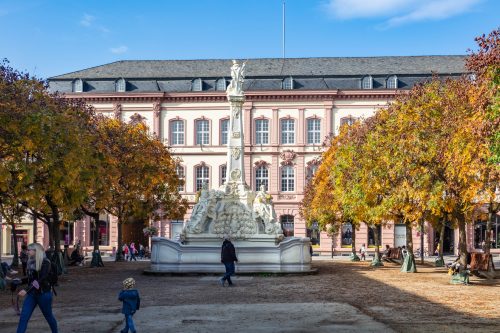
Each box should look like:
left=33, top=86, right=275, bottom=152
left=48, top=56, right=467, bottom=93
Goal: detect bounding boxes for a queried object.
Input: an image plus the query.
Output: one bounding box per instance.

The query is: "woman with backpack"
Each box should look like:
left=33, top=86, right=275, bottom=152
left=16, top=243, right=58, bottom=333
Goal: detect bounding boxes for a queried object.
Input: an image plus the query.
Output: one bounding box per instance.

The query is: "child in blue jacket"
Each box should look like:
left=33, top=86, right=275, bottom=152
left=118, top=277, right=140, bottom=333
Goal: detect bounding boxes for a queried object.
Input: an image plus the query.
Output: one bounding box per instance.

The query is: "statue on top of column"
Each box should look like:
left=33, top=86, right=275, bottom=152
left=227, top=60, right=246, bottom=95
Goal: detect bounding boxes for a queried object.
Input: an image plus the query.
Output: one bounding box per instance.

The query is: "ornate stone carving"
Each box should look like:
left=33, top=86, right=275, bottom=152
left=278, top=195, right=297, bottom=200
left=212, top=201, right=257, bottom=239
left=113, top=103, right=122, bottom=119
left=254, top=160, right=269, bottom=168
left=280, top=150, right=296, bottom=166
left=185, top=183, right=217, bottom=234
left=253, top=185, right=282, bottom=234
left=129, top=113, right=146, bottom=125
left=230, top=169, right=241, bottom=181
left=153, top=102, right=161, bottom=117
left=226, top=60, right=246, bottom=96
left=306, top=158, right=321, bottom=167
left=232, top=131, right=240, bottom=138
left=232, top=105, right=241, bottom=119
left=231, top=147, right=241, bottom=160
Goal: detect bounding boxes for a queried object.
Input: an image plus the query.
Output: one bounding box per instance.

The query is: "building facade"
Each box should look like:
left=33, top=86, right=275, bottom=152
left=4, top=56, right=497, bottom=256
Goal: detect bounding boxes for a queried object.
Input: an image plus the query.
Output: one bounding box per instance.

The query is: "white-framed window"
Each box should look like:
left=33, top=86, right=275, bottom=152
left=282, top=77, right=294, bottom=90
left=281, top=215, right=295, bottom=237
left=170, top=120, right=185, bottom=145
left=340, top=116, right=357, bottom=127
left=255, top=166, right=269, bottom=191
left=281, top=166, right=294, bottom=192
left=192, top=78, right=203, bottom=91
left=306, top=165, right=318, bottom=182
left=361, top=76, right=373, bottom=89
left=255, top=119, right=269, bottom=145
left=195, top=165, right=209, bottom=191
left=196, top=119, right=210, bottom=145
left=386, top=75, right=398, bottom=89
left=216, top=78, right=226, bottom=91
left=73, top=79, right=83, bottom=93
left=116, top=78, right=126, bottom=92
left=307, top=118, right=321, bottom=144
left=220, top=165, right=227, bottom=185
left=176, top=165, right=185, bottom=192
left=281, top=119, right=295, bottom=144
left=221, top=119, right=229, bottom=145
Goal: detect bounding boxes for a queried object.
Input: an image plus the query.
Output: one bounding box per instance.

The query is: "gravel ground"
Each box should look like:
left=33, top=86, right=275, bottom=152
left=0, top=258, right=498, bottom=332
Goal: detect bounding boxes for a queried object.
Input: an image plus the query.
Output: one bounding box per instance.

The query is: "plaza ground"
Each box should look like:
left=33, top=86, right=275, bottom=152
left=0, top=256, right=499, bottom=332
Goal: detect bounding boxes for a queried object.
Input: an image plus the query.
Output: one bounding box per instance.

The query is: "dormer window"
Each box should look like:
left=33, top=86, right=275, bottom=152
left=282, top=77, right=294, bottom=90
left=72, top=79, right=83, bottom=93
left=192, top=78, right=203, bottom=91
left=116, top=78, right=126, bottom=92
left=361, top=76, right=372, bottom=89
left=386, top=75, right=398, bottom=89
left=216, top=78, right=226, bottom=91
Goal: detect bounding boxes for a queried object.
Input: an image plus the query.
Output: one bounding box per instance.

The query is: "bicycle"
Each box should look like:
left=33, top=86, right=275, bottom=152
left=413, top=248, right=429, bottom=258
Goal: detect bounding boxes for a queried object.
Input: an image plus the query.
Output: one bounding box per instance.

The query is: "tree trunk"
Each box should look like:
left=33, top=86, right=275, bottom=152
left=371, top=224, right=383, bottom=267
left=10, top=223, right=19, bottom=268
left=420, top=218, right=425, bottom=265
left=90, top=213, right=104, bottom=267
left=350, top=224, right=360, bottom=261
left=456, top=211, right=468, bottom=267
left=401, top=222, right=417, bottom=273
left=47, top=217, right=54, bottom=249
left=485, top=200, right=495, bottom=254
left=439, top=220, right=445, bottom=258
left=32, top=213, right=37, bottom=243
left=115, top=217, right=124, bottom=262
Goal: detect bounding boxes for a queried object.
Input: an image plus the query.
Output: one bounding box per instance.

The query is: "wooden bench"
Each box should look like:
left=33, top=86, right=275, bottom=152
left=382, top=248, right=402, bottom=263
left=470, top=253, right=499, bottom=279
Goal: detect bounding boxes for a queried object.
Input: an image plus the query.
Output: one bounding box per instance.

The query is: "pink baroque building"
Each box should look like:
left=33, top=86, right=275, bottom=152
left=3, top=56, right=494, bottom=257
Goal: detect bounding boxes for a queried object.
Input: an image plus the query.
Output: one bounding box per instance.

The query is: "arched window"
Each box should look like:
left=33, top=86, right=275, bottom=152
left=255, top=165, right=269, bottom=191
left=306, top=164, right=318, bottom=183
left=361, top=76, right=373, bottom=89
left=192, top=78, right=203, bottom=91
left=73, top=79, right=83, bottom=93
left=116, top=78, right=126, bottom=92
left=216, top=78, right=226, bottom=91
left=341, top=223, right=353, bottom=246
left=170, top=120, right=185, bottom=145
left=281, top=215, right=294, bottom=237
left=307, top=221, right=320, bottom=245
left=386, top=75, right=398, bottom=89
left=281, top=166, right=294, bottom=192
left=175, top=165, right=185, bottom=192
left=220, top=119, right=229, bottom=145
left=195, top=165, right=209, bottom=191
left=282, top=77, right=294, bottom=90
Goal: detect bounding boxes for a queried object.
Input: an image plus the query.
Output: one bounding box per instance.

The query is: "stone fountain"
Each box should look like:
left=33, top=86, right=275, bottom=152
left=150, top=60, right=311, bottom=273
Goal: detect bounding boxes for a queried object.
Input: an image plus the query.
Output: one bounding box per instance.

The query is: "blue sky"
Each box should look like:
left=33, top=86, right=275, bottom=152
left=0, top=0, right=498, bottom=79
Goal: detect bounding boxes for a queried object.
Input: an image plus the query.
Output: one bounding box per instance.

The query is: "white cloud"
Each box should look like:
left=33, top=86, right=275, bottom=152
left=80, top=13, right=95, bottom=27
left=325, top=0, right=482, bottom=26
left=110, top=46, right=128, bottom=54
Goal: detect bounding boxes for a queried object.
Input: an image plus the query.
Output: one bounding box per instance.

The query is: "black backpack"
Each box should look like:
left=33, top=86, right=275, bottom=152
left=44, top=258, right=59, bottom=294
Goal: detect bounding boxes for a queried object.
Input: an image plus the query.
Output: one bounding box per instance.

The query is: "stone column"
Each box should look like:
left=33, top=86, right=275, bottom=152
left=226, top=95, right=246, bottom=186
left=153, top=102, right=161, bottom=139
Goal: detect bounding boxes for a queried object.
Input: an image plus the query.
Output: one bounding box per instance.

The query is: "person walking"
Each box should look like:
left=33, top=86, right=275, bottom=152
left=219, top=236, right=238, bottom=287
left=119, top=277, right=140, bottom=333
left=359, top=244, right=367, bottom=261
left=16, top=243, right=58, bottom=333
left=129, top=242, right=137, bottom=262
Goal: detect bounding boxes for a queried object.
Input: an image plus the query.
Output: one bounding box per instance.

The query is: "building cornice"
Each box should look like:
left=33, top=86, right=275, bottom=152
left=62, top=89, right=401, bottom=103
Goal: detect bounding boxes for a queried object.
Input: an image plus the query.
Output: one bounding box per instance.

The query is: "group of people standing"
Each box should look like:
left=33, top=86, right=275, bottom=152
left=122, top=242, right=146, bottom=261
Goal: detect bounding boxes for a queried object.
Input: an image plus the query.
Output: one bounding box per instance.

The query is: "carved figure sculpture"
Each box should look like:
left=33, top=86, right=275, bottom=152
left=253, top=185, right=281, bottom=234
left=226, top=60, right=246, bottom=95
left=186, top=182, right=216, bottom=233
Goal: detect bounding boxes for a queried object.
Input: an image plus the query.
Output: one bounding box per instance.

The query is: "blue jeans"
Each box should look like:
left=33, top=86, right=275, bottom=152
left=17, top=291, right=58, bottom=333
left=122, top=314, right=136, bottom=333
left=222, top=262, right=235, bottom=285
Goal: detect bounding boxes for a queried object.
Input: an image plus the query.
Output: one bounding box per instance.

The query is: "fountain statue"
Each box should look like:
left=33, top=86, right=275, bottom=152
left=149, top=60, right=311, bottom=273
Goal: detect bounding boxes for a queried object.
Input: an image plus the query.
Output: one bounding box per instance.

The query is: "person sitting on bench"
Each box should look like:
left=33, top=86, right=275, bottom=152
left=1, top=261, right=18, bottom=276
left=69, top=248, right=84, bottom=266
left=381, top=245, right=390, bottom=261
